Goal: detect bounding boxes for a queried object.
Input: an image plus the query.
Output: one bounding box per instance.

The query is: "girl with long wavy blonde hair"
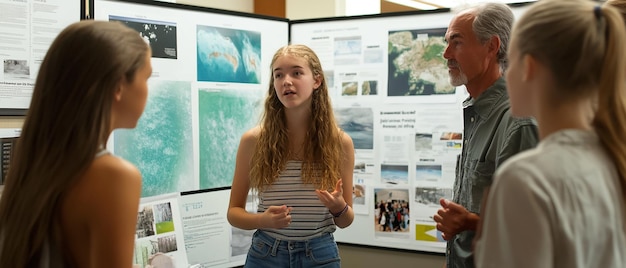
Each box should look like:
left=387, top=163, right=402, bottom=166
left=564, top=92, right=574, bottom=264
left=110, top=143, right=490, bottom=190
left=228, top=44, right=355, bottom=268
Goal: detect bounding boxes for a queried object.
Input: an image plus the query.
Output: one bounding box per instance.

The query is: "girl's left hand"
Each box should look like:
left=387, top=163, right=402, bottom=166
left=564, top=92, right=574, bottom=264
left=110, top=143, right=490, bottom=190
left=315, top=179, right=346, bottom=213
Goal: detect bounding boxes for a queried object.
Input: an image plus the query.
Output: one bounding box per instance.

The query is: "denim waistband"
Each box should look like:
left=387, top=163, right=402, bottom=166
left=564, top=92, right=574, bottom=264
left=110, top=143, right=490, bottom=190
left=254, top=230, right=335, bottom=255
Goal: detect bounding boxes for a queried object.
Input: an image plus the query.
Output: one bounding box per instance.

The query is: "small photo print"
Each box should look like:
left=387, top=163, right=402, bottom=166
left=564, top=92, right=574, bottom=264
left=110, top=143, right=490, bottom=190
left=415, top=187, right=452, bottom=205
left=134, top=239, right=159, bottom=266
left=381, top=164, right=409, bottom=184
left=154, top=202, right=175, bottom=234
left=353, top=184, right=365, bottom=205
left=136, top=205, right=155, bottom=238
left=354, top=162, right=366, bottom=173
left=446, top=141, right=462, bottom=148
left=439, top=132, right=462, bottom=140
left=374, top=188, right=410, bottom=232
left=332, top=37, right=362, bottom=70
left=361, top=80, right=378, bottom=95
left=109, top=15, right=178, bottom=59
left=196, top=25, right=262, bottom=84
left=415, top=133, right=433, bottom=151
left=3, top=59, right=30, bottom=79
left=342, top=81, right=358, bottom=96
left=415, top=164, right=442, bottom=181
left=335, top=107, right=374, bottom=150
left=157, top=234, right=178, bottom=253
left=334, top=36, right=361, bottom=56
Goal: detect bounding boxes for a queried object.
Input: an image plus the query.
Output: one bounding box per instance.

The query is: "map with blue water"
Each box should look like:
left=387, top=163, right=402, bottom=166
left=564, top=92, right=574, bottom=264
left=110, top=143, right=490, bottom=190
left=196, top=25, right=262, bottom=84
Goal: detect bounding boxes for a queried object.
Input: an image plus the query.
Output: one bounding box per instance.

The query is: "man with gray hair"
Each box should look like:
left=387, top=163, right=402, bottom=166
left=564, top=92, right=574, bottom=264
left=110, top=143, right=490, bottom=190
left=432, top=2, right=538, bottom=267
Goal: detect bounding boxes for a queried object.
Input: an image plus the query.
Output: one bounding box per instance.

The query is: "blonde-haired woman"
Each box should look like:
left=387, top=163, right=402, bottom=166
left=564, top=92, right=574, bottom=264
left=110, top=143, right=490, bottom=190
left=228, top=44, right=355, bottom=268
left=474, top=0, right=626, bottom=267
left=0, top=20, right=151, bottom=267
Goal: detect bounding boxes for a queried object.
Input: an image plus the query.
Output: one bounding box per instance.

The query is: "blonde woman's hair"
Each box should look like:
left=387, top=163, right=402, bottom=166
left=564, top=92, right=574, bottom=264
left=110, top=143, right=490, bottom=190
left=0, top=20, right=149, bottom=267
left=249, top=44, right=343, bottom=192
left=513, top=0, right=626, bottom=197
left=605, top=0, right=626, bottom=22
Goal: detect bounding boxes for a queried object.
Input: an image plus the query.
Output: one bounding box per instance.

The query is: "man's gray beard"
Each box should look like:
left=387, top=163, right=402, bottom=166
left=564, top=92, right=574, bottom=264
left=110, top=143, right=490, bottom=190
left=449, top=72, right=468, bottom=87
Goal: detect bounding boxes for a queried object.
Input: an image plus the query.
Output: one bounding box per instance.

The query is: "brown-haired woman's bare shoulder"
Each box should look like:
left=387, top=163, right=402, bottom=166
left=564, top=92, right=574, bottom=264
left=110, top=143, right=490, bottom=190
left=61, top=154, right=141, bottom=267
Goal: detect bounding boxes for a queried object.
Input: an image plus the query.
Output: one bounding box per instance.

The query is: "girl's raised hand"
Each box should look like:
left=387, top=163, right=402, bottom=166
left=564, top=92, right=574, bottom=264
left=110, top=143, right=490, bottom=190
left=259, top=205, right=292, bottom=229
left=315, top=179, right=346, bottom=213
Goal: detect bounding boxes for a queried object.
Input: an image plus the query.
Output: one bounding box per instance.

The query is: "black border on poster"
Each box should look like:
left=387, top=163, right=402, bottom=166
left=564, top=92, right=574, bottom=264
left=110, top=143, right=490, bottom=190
left=287, top=1, right=533, bottom=27
left=90, top=0, right=288, bottom=24
left=290, top=7, right=450, bottom=25
left=0, top=0, right=86, bottom=116
left=0, top=109, right=25, bottom=117
left=180, top=186, right=231, bottom=196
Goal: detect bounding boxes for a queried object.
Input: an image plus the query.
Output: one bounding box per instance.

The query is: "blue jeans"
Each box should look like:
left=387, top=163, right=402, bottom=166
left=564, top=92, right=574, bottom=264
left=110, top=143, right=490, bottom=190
left=244, top=230, right=341, bottom=268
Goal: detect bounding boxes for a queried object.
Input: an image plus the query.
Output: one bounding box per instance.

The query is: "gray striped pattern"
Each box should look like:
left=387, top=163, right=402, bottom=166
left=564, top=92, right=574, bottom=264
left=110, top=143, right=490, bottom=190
left=258, top=161, right=336, bottom=241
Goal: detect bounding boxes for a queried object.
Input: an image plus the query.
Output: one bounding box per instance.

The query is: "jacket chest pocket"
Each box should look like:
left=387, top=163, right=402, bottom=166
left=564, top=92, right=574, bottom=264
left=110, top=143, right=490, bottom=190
left=463, top=159, right=495, bottom=213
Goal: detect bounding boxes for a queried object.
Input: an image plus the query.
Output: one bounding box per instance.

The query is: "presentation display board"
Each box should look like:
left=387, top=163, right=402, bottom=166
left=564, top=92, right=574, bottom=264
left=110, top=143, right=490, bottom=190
left=0, top=0, right=83, bottom=115
left=94, top=0, right=289, bottom=198
left=289, top=4, right=530, bottom=254
left=134, top=188, right=246, bottom=268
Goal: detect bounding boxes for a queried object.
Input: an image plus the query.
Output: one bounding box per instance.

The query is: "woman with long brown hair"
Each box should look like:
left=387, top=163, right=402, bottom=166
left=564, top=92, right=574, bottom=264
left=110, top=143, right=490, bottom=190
left=0, top=20, right=152, bottom=267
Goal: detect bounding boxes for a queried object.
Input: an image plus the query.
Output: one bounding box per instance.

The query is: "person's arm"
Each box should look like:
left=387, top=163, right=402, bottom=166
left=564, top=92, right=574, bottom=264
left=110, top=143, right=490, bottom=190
left=85, top=156, right=142, bottom=268
left=315, top=132, right=355, bottom=228
left=474, top=164, right=553, bottom=268
left=433, top=199, right=480, bottom=240
left=334, top=132, right=355, bottom=228
left=227, top=128, right=291, bottom=230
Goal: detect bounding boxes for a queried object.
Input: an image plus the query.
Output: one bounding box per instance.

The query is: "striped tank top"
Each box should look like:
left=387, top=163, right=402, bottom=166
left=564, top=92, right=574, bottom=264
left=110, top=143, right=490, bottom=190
left=257, top=161, right=336, bottom=241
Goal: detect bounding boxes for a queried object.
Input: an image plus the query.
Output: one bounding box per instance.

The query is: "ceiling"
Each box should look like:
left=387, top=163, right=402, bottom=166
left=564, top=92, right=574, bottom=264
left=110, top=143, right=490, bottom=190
left=381, top=0, right=536, bottom=12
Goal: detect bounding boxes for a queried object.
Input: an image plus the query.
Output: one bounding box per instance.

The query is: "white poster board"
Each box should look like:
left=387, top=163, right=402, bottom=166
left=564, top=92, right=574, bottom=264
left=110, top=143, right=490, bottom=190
left=0, top=0, right=82, bottom=114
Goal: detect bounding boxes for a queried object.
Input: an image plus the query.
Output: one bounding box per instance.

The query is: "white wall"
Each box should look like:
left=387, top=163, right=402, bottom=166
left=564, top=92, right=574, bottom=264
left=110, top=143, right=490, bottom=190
left=177, top=0, right=254, bottom=13
left=286, top=0, right=338, bottom=20
left=173, top=0, right=378, bottom=20
left=344, top=0, right=379, bottom=16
